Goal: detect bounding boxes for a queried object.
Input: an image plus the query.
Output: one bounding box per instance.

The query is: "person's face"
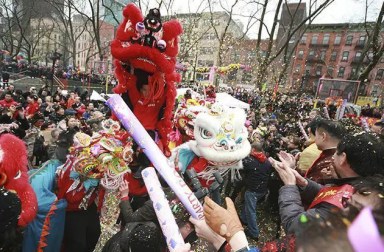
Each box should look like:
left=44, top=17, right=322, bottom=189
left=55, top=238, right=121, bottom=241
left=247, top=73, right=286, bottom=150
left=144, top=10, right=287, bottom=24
left=9, top=85, right=14, bottom=91
left=57, top=108, right=65, bottom=115
left=314, top=128, right=326, bottom=150
left=332, top=151, right=346, bottom=178
left=141, top=85, right=150, bottom=97
left=247, top=126, right=253, bottom=134
left=309, top=111, right=318, bottom=119
left=27, top=96, right=33, bottom=103
left=5, top=94, right=12, bottom=101
left=67, top=118, right=79, bottom=128
left=287, top=140, right=297, bottom=150
left=37, top=98, right=43, bottom=104
left=75, top=97, right=80, bottom=103
left=88, top=103, right=94, bottom=110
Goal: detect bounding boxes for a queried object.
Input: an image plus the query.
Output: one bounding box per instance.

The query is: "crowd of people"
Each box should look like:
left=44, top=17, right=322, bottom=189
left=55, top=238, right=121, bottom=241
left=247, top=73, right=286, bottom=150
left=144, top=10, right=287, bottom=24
left=0, top=79, right=383, bottom=252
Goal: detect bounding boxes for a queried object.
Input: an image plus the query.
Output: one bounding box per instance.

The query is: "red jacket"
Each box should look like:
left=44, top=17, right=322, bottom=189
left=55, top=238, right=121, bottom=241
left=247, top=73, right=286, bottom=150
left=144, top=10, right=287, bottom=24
left=25, top=102, right=39, bottom=117
left=0, top=98, right=18, bottom=108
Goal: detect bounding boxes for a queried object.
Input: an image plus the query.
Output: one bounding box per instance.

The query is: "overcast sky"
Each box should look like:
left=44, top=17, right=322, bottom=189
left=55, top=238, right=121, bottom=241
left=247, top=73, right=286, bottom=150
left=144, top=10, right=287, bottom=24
left=139, top=0, right=383, bottom=38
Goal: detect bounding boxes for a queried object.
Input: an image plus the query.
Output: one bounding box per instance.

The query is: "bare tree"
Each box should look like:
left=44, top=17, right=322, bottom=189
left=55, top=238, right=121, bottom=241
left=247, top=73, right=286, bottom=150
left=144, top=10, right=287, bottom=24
left=351, top=1, right=384, bottom=85
left=67, top=0, right=105, bottom=63
left=0, top=0, right=26, bottom=58
left=252, top=0, right=334, bottom=89
left=46, top=0, right=90, bottom=68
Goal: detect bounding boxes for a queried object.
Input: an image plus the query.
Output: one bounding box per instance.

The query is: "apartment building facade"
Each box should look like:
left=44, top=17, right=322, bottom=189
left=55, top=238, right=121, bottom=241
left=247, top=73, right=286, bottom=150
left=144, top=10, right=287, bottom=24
left=290, top=23, right=384, bottom=96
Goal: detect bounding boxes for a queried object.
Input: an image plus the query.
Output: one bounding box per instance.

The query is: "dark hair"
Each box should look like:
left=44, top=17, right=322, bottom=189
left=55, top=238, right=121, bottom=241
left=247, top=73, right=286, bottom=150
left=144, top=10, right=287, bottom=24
left=336, top=133, right=384, bottom=176
left=307, top=117, right=322, bottom=135
left=374, top=121, right=384, bottom=127
left=121, top=222, right=163, bottom=252
left=251, top=142, right=264, bottom=152
left=0, top=188, right=22, bottom=252
left=4, top=91, right=13, bottom=96
left=295, top=213, right=354, bottom=252
left=316, top=119, right=345, bottom=140
left=28, top=95, right=38, bottom=101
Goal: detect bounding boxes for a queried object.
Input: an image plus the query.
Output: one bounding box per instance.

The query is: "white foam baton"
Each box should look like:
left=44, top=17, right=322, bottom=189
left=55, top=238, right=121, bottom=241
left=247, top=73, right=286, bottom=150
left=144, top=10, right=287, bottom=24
left=298, top=121, right=309, bottom=141
left=323, top=106, right=330, bottom=119
left=142, top=167, right=186, bottom=252
left=360, top=117, right=371, bottom=132
left=106, top=95, right=204, bottom=220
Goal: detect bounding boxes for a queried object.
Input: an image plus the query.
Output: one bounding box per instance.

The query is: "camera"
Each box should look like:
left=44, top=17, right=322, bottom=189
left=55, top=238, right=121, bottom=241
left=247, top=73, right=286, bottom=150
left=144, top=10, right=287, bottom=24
left=16, top=105, right=23, bottom=110
left=185, top=168, right=209, bottom=200
left=185, top=168, right=224, bottom=200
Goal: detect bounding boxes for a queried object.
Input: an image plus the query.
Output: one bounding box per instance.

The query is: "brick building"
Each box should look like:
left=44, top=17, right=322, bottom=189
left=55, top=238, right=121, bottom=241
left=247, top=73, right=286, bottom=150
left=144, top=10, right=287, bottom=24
left=290, top=23, right=384, bottom=96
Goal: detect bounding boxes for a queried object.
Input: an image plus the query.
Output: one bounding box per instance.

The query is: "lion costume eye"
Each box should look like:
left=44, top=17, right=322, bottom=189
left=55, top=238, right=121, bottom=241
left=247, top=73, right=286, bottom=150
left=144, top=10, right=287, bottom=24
left=14, top=170, right=21, bottom=180
left=199, top=128, right=213, bottom=139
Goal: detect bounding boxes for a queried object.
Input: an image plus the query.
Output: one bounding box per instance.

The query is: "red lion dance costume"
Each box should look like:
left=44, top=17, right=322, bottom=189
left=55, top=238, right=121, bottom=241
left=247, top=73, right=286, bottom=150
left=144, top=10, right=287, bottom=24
left=0, top=133, right=37, bottom=227
left=111, top=3, right=183, bottom=156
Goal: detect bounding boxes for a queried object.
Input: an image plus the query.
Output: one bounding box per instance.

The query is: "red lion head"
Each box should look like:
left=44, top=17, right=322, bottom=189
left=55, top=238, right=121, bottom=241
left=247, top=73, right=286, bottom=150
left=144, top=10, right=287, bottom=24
left=111, top=3, right=182, bottom=77
left=111, top=3, right=183, bottom=154
left=0, top=133, right=37, bottom=227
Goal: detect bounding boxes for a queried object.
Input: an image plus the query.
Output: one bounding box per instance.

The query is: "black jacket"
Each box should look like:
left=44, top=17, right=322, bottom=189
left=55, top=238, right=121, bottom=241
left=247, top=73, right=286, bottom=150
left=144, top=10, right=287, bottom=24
left=0, top=114, right=30, bottom=139
left=242, top=154, right=272, bottom=194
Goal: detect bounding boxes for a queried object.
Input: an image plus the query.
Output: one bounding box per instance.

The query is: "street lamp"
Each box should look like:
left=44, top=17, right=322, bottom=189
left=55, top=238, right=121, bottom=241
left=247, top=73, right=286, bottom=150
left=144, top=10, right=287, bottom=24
left=49, top=51, right=62, bottom=94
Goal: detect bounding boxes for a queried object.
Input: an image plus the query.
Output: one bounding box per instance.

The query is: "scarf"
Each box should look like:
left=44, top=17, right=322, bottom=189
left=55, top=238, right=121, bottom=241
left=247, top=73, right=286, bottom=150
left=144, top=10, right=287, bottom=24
left=251, top=150, right=267, bottom=163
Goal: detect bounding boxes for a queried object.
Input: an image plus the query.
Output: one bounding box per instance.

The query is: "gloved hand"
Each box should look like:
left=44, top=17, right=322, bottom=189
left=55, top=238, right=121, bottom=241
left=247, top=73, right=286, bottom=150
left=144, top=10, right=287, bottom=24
left=203, top=196, right=244, bottom=241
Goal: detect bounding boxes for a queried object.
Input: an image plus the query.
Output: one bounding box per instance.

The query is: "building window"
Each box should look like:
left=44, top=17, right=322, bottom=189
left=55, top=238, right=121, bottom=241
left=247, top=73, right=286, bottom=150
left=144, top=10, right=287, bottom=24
left=311, top=35, right=318, bottom=45
left=323, top=34, right=330, bottom=45
left=346, top=35, right=353, bottom=45
left=305, top=66, right=311, bottom=76
left=320, top=50, right=326, bottom=61
left=338, top=67, right=345, bottom=78
left=327, top=66, right=334, bottom=76
left=368, top=52, right=374, bottom=60
left=289, top=35, right=296, bottom=44
left=298, top=50, right=304, bottom=59
left=351, top=67, right=357, bottom=76
left=355, top=51, right=362, bottom=60
left=309, top=50, right=315, bottom=56
left=300, top=34, right=307, bottom=44
left=342, top=51, right=349, bottom=61
left=334, top=35, right=341, bottom=45
left=330, top=51, right=337, bottom=61
left=316, top=65, right=322, bottom=76
left=376, top=69, right=384, bottom=80
left=358, top=35, right=366, bottom=46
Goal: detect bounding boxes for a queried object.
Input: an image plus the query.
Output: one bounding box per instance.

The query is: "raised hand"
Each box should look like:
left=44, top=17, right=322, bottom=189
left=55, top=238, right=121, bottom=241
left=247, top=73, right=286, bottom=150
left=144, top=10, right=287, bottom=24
left=203, top=197, right=243, bottom=241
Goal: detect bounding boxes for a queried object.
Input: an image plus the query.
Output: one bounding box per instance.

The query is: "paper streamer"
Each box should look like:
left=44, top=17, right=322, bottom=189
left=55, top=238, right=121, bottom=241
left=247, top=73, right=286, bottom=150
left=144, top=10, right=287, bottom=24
left=348, top=207, right=384, bottom=252
left=298, top=121, right=309, bottom=141
left=323, top=106, right=330, bottom=119
left=142, top=167, right=186, bottom=252
left=360, top=117, right=371, bottom=132
left=106, top=95, right=204, bottom=219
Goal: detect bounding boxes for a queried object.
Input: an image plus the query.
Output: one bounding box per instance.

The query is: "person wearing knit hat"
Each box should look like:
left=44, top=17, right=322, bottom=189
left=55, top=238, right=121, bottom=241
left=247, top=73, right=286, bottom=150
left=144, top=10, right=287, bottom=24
left=0, top=187, right=22, bottom=252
